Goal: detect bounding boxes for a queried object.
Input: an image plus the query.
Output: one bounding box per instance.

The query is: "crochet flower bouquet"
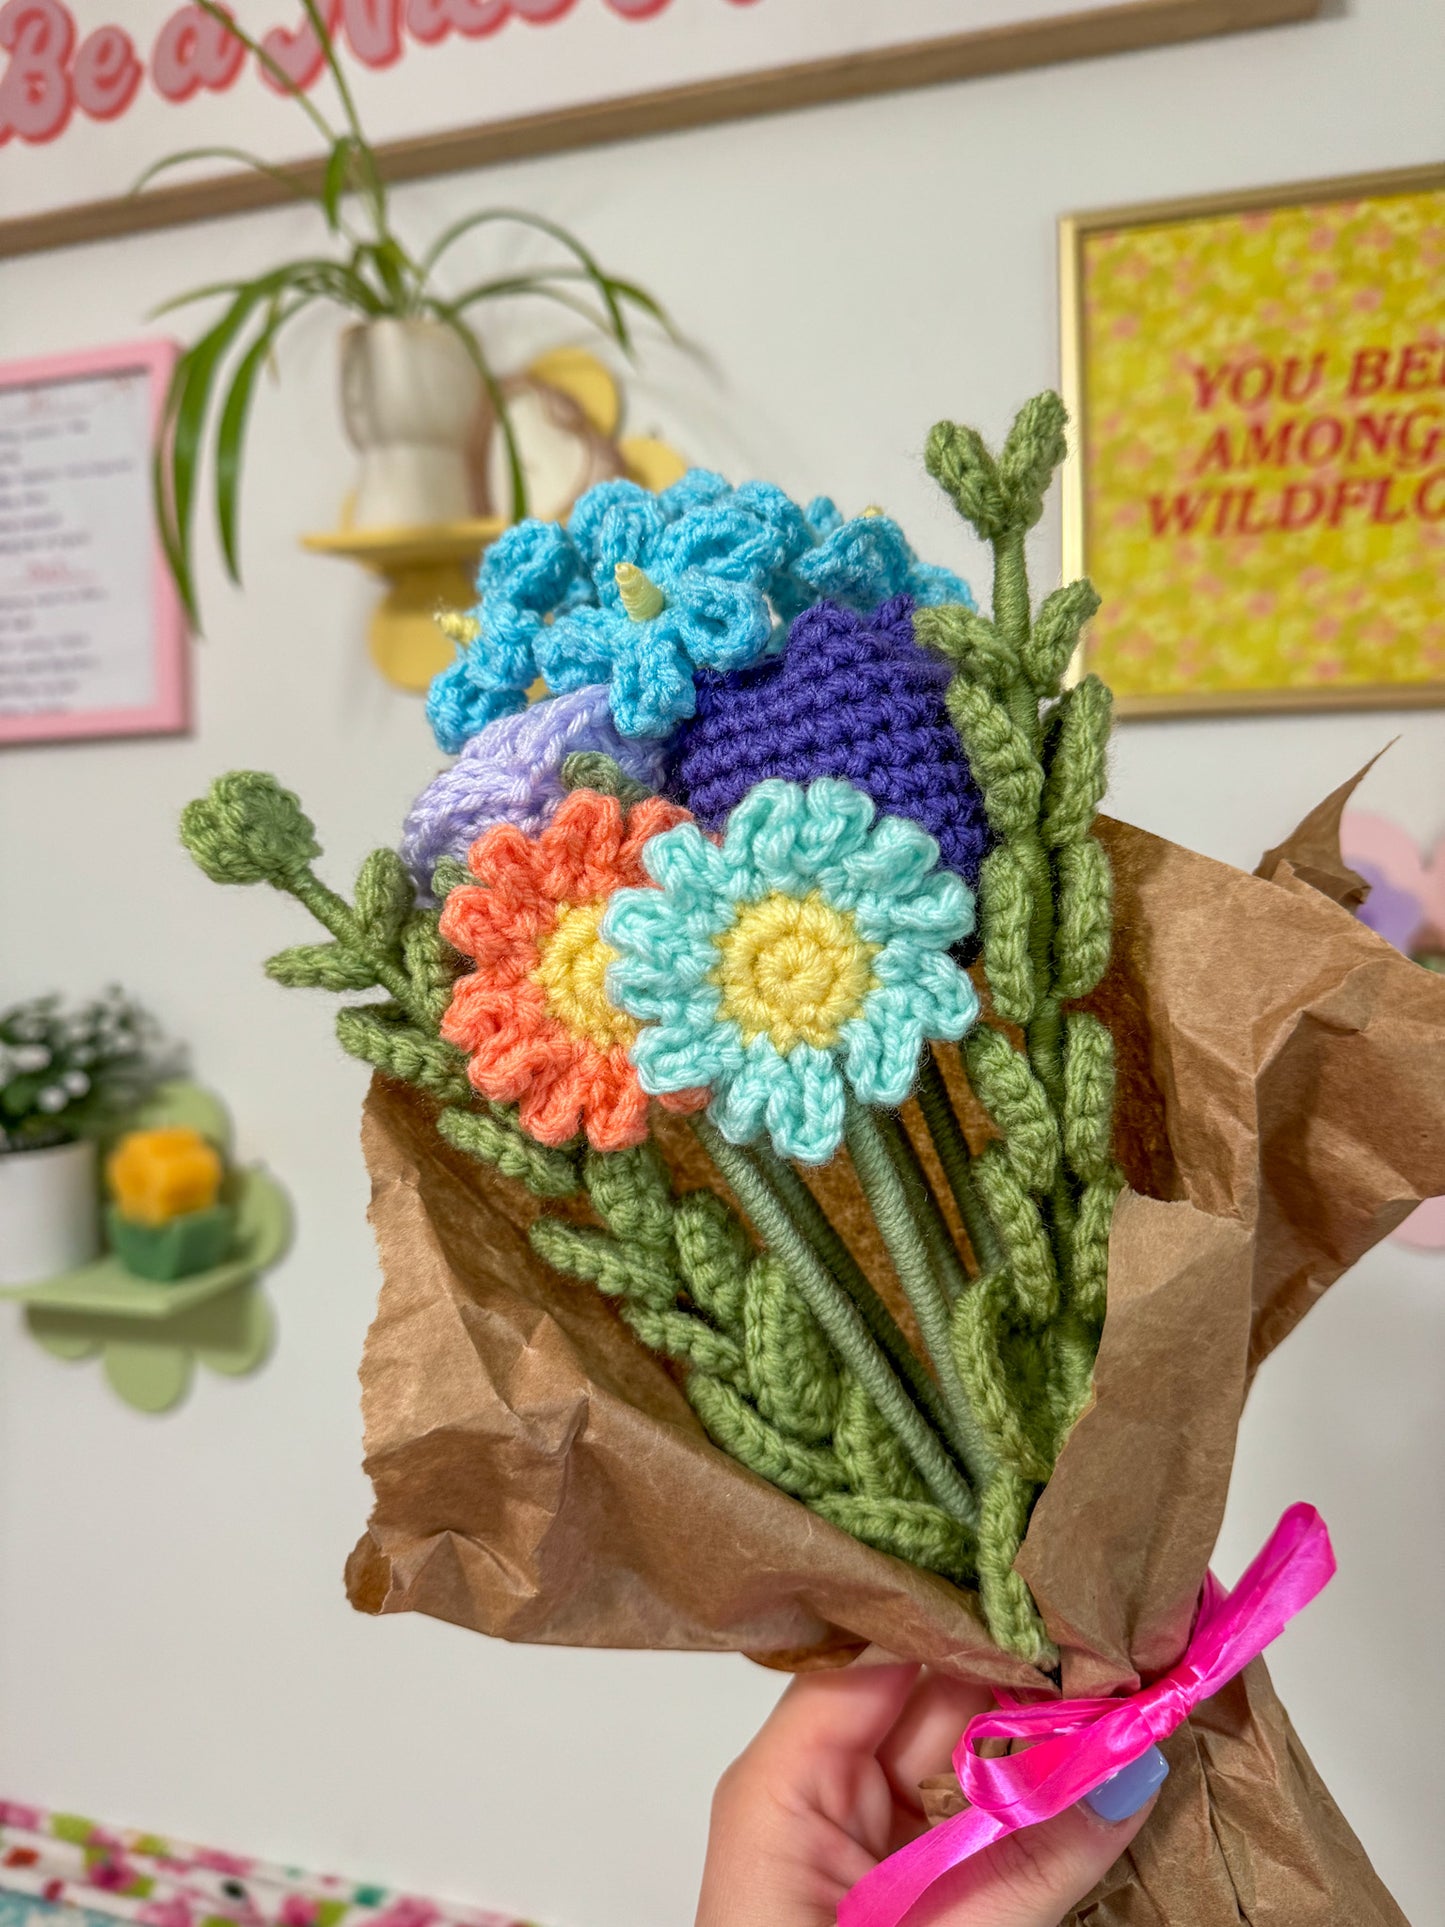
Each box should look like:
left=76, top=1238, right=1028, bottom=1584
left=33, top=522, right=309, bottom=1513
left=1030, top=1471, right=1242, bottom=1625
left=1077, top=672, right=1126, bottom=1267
left=182, top=396, right=1444, bottom=1926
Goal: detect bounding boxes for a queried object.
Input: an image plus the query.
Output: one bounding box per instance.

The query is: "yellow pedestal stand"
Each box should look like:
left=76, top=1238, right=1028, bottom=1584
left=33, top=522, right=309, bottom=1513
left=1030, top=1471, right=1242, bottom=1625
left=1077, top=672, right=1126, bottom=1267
left=302, top=520, right=503, bottom=691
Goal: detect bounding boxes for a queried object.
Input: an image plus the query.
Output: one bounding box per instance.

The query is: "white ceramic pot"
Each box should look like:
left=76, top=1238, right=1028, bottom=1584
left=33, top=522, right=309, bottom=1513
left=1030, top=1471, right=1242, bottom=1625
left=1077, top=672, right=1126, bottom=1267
left=339, top=319, right=485, bottom=530
left=0, top=1137, right=99, bottom=1285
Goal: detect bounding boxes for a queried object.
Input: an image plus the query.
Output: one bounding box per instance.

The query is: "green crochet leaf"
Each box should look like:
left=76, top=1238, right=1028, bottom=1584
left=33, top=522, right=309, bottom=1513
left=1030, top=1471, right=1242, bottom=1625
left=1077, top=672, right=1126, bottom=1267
left=264, top=941, right=375, bottom=992
left=1041, top=675, right=1113, bottom=851
left=946, top=680, right=1043, bottom=844
left=965, top=1026, right=1059, bottom=1195
left=1052, top=836, right=1113, bottom=1000
left=924, top=419, right=1010, bottom=541
left=333, top=1004, right=471, bottom=1101
left=977, top=845, right=1036, bottom=1025
left=913, top=606, right=1013, bottom=692
left=1061, top=1011, right=1115, bottom=1184
left=996, top=390, right=1068, bottom=533
left=401, top=909, right=461, bottom=1023
left=1024, top=579, right=1101, bottom=696
left=430, top=855, right=472, bottom=900
left=353, top=847, right=414, bottom=950
left=435, top=1102, right=580, bottom=1198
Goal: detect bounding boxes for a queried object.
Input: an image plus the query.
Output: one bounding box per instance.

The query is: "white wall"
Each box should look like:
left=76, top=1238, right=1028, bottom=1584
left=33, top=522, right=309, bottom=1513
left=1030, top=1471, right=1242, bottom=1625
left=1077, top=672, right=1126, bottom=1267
left=2, top=3, right=1442, bottom=1922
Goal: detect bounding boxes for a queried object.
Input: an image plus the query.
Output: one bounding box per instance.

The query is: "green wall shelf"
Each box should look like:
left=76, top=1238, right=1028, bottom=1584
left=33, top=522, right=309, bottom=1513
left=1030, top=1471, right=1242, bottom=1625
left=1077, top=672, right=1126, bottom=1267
left=0, top=1083, right=290, bottom=1413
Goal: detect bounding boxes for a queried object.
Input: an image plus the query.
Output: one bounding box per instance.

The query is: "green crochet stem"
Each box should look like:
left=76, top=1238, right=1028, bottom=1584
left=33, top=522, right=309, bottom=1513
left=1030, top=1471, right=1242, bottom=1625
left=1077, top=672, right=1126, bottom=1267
left=920, top=390, right=1125, bottom=1662
left=874, top=1109, right=972, bottom=1306
left=843, top=1097, right=993, bottom=1493
left=284, top=872, right=430, bottom=1029
left=694, top=1115, right=976, bottom=1528
left=533, top=1141, right=979, bottom=1584
left=748, top=1139, right=965, bottom=1460
left=915, top=1054, right=1004, bottom=1274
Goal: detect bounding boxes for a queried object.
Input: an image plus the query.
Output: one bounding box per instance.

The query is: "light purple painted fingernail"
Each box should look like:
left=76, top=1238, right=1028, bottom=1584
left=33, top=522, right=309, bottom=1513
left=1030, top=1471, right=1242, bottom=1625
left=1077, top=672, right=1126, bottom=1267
left=1082, top=1745, right=1169, bottom=1823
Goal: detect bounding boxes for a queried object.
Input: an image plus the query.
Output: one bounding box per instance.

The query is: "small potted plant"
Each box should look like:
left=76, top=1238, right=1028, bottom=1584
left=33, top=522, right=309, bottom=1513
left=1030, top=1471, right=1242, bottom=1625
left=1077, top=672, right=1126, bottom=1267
left=0, top=991, right=167, bottom=1286
left=146, top=0, right=676, bottom=627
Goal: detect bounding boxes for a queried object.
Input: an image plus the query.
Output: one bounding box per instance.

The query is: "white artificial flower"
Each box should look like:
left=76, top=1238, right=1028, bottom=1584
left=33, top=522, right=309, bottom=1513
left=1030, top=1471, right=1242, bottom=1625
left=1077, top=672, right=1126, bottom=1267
left=63, top=1070, right=91, bottom=1097
left=10, top=1045, right=51, bottom=1072
left=36, top=1086, right=69, bottom=1113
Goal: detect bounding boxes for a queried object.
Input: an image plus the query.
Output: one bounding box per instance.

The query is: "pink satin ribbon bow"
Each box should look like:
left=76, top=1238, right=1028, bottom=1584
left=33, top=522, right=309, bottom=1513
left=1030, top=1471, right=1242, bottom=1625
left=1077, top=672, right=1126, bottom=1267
left=840, top=1504, right=1336, bottom=1927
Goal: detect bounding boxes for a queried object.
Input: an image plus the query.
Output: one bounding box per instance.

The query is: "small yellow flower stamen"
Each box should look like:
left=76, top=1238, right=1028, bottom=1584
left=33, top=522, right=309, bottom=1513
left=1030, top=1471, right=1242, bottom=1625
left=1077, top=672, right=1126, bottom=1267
left=532, top=899, right=638, bottom=1052
left=859, top=505, right=886, bottom=519
left=436, top=610, right=481, bottom=646
left=712, top=891, right=878, bottom=1053
left=615, top=561, right=667, bottom=622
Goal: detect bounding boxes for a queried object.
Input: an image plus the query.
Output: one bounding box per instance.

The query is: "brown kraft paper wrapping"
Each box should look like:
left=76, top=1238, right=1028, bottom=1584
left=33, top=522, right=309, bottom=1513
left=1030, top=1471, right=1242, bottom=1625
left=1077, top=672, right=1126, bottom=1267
left=346, top=788, right=1445, bottom=1923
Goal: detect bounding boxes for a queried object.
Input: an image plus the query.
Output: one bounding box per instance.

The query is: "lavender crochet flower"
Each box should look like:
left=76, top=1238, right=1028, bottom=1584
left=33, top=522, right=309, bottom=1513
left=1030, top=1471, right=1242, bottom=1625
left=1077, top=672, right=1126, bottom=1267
left=400, top=685, right=667, bottom=895
left=666, top=596, right=992, bottom=889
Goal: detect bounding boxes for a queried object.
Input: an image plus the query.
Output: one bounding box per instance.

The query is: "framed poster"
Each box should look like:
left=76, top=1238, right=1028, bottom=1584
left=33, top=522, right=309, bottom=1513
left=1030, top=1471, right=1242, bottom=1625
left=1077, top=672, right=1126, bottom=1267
left=0, top=0, right=1320, bottom=260
left=1061, top=164, right=1445, bottom=716
left=0, top=339, right=189, bottom=746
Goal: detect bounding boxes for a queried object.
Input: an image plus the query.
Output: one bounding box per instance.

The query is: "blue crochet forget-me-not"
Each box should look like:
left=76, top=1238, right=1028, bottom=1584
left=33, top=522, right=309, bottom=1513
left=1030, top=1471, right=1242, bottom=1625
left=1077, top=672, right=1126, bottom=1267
left=602, top=776, right=981, bottom=1165
left=425, top=470, right=974, bottom=755
left=536, top=481, right=787, bottom=739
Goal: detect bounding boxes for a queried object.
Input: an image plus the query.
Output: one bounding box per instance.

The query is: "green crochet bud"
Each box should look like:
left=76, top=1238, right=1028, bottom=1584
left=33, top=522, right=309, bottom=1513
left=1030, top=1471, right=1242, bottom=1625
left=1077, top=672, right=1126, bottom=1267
left=560, top=750, right=654, bottom=805
left=180, top=771, right=321, bottom=888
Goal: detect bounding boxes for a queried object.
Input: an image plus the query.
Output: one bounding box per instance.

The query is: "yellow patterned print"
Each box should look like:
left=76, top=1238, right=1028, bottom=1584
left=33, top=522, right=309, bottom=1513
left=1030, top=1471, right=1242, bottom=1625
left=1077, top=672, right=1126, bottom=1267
left=1081, top=186, right=1445, bottom=698
left=712, top=891, right=878, bottom=1052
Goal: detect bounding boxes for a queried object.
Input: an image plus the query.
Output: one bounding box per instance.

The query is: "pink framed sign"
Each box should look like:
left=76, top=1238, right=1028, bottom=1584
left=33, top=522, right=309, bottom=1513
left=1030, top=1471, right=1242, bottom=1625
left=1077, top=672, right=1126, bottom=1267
left=0, top=336, right=188, bottom=746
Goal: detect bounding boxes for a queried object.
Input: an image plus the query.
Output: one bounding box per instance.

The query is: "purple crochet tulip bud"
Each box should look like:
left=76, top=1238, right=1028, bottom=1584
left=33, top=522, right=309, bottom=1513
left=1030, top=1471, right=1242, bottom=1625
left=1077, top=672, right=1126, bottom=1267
left=665, top=596, right=992, bottom=888
left=400, top=685, right=668, bottom=895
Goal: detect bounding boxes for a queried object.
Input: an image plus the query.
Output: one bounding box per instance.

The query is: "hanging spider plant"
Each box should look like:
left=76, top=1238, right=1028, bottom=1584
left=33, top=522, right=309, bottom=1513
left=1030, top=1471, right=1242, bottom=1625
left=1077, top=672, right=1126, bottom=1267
left=143, top=0, right=676, bottom=629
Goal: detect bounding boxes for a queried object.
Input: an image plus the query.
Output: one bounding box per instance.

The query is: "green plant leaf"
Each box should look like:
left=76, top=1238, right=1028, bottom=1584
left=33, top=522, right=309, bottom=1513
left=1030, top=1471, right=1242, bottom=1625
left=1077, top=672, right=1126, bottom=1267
left=420, top=207, right=637, bottom=350
left=296, top=0, right=385, bottom=223
left=214, top=294, right=313, bottom=583
left=438, top=276, right=614, bottom=340
left=131, top=146, right=314, bottom=203
left=322, top=137, right=356, bottom=231
left=156, top=268, right=320, bottom=621
left=190, top=0, right=339, bottom=149
left=427, top=308, right=527, bottom=520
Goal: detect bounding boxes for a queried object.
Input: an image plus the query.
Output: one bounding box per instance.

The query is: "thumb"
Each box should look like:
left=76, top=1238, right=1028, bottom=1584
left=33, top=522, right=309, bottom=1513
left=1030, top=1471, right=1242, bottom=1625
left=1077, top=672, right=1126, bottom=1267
left=907, top=1750, right=1167, bottom=1927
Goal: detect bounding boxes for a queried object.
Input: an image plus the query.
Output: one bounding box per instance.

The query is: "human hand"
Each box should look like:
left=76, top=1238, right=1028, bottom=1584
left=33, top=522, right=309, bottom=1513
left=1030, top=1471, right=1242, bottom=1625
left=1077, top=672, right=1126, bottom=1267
left=695, top=1663, right=1164, bottom=1927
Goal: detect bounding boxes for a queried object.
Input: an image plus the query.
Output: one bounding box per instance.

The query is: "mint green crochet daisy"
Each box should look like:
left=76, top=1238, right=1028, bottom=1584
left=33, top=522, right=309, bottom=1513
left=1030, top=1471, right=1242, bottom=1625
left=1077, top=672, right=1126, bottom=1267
left=601, top=778, right=980, bottom=1164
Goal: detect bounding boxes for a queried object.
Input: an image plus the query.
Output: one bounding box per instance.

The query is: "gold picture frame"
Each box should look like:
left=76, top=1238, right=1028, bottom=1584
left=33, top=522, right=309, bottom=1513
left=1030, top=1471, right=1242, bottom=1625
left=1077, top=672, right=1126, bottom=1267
left=1060, top=162, right=1445, bottom=717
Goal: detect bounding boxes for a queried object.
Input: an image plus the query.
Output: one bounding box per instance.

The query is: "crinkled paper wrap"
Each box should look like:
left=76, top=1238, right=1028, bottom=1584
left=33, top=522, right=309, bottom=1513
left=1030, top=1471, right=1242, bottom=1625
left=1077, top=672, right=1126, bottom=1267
left=346, top=781, right=1444, bottom=1924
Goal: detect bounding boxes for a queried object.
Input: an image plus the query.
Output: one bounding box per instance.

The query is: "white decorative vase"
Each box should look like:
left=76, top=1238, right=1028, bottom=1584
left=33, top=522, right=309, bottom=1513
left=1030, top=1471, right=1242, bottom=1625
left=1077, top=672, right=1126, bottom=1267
left=0, top=1137, right=100, bottom=1286
left=339, top=319, right=485, bottom=530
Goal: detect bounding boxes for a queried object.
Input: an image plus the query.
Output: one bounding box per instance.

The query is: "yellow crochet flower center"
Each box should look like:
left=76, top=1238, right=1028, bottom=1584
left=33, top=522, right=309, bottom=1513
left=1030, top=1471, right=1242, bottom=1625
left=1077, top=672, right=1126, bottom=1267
left=713, top=891, right=878, bottom=1052
left=532, top=899, right=638, bottom=1052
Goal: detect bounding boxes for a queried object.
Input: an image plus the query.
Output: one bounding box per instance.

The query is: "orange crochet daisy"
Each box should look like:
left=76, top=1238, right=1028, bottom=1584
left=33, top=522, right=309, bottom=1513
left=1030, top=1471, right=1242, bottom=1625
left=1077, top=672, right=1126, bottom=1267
left=439, top=788, right=709, bottom=1152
